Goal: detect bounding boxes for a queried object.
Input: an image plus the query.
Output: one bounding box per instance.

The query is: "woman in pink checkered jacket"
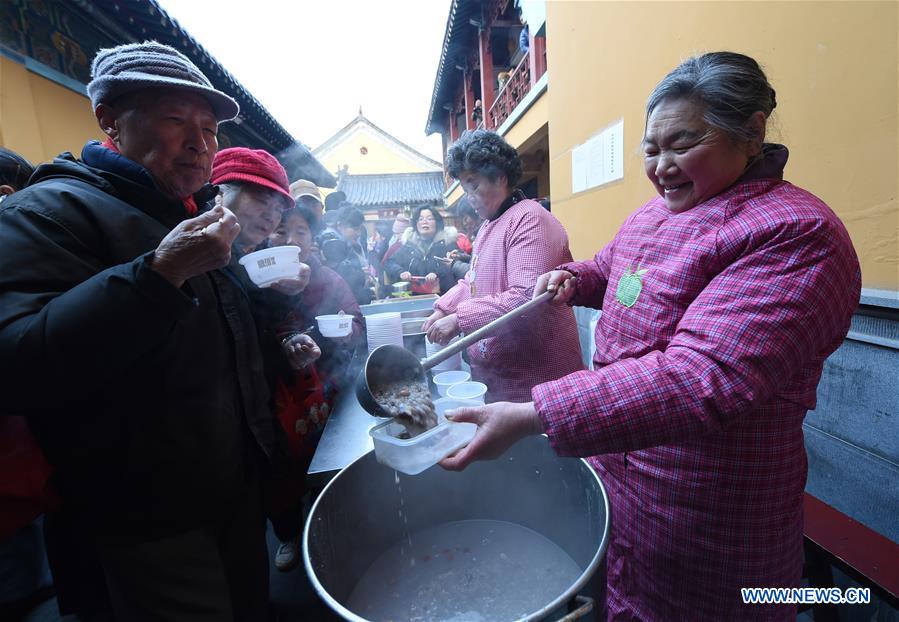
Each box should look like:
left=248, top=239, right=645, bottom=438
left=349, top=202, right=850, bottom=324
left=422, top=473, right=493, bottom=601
left=424, top=130, right=584, bottom=402
left=442, top=52, right=861, bottom=621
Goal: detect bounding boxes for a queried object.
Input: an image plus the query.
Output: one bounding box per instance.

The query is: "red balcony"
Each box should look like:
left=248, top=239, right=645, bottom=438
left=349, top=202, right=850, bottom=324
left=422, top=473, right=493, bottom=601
left=488, top=51, right=531, bottom=129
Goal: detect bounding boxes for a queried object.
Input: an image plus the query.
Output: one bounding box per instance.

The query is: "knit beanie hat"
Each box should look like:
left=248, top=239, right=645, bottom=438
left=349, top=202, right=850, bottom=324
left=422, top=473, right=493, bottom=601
left=211, top=148, right=293, bottom=207
left=87, top=41, right=239, bottom=121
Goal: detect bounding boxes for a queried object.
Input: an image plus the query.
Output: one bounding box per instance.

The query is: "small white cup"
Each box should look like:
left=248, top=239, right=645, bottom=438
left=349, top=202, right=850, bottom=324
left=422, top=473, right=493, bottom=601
left=433, top=370, right=471, bottom=397
left=446, top=381, right=487, bottom=404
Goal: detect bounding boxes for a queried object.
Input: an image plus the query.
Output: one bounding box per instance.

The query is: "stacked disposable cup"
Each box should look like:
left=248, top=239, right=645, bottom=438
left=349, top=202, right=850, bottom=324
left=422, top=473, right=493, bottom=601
left=426, top=335, right=462, bottom=371
left=365, top=312, right=404, bottom=353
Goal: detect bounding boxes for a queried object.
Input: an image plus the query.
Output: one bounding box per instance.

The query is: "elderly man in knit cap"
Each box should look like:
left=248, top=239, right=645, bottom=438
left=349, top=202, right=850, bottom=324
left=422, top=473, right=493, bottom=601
left=0, top=41, right=285, bottom=620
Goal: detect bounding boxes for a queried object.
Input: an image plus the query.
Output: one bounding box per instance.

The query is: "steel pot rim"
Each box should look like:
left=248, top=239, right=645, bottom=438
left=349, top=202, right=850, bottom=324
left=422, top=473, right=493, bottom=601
left=302, top=437, right=610, bottom=622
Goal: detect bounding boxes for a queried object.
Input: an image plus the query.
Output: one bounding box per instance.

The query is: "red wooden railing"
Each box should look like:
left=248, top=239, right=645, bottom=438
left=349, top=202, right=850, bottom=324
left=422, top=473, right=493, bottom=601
left=488, top=50, right=531, bottom=129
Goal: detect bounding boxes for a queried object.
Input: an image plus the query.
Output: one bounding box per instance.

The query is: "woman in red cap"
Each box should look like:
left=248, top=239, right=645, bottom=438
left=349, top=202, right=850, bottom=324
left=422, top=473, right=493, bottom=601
left=211, top=147, right=326, bottom=573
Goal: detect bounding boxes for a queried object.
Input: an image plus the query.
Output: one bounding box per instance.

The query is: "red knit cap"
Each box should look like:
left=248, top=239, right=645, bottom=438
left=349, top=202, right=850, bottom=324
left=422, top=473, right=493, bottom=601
left=211, top=147, right=292, bottom=206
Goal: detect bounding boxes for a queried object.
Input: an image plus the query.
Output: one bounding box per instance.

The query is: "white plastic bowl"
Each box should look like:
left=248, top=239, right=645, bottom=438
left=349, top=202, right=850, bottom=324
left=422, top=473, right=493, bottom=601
left=446, top=381, right=487, bottom=404
left=238, top=246, right=302, bottom=287
left=432, top=370, right=471, bottom=396
left=316, top=314, right=353, bottom=338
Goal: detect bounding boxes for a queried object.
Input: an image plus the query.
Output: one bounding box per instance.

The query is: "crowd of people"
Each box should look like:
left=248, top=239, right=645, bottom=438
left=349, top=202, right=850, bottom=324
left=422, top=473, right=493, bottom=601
left=0, top=38, right=485, bottom=622
left=0, top=38, right=862, bottom=622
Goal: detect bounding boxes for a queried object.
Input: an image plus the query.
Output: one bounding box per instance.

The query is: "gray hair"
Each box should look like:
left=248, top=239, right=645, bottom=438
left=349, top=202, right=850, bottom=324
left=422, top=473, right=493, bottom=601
left=445, top=129, right=523, bottom=187
left=646, top=52, right=776, bottom=144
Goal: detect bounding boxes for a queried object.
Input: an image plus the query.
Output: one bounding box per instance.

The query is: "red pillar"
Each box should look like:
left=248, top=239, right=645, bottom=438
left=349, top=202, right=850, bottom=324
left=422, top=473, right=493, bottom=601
left=478, top=28, right=495, bottom=129
left=463, top=71, right=476, bottom=130
left=529, top=32, right=547, bottom=84
left=448, top=105, right=459, bottom=143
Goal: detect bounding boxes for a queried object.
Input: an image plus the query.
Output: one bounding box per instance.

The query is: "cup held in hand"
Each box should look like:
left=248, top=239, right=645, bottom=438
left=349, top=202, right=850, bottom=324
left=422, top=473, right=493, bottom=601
left=316, top=313, right=353, bottom=338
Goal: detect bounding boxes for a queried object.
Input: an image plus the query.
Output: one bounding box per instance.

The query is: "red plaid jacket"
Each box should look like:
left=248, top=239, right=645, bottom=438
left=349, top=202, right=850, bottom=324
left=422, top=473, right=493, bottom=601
left=533, top=152, right=860, bottom=620
left=436, top=199, right=583, bottom=401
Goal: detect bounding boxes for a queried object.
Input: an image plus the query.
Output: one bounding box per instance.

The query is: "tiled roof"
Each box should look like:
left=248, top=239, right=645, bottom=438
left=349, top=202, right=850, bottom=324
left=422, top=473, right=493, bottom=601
left=425, top=0, right=481, bottom=135
left=0, top=0, right=335, bottom=187
left=337, top=172, right=445, bottom=208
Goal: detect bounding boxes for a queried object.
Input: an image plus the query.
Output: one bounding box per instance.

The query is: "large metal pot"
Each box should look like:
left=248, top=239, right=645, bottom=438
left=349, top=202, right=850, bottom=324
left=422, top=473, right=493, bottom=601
left=303, top=435, right=609, bottom=621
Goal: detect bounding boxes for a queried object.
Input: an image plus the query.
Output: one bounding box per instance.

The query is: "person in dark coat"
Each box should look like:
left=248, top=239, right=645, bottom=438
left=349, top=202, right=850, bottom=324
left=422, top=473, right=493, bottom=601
left=384, top=205, right=460, bottom=294
left=211, top=151, right=323, bottom=575
left=263, top=203, right=365, bottom=571
left=319, top=206, right=373, bottom=305
left=0, top=148, right=56, bottom=620
left=0, top=41, right=285, bottom=621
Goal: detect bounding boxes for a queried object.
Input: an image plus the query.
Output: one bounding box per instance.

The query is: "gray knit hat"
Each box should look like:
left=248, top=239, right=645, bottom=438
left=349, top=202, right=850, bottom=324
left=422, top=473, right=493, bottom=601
left=87, top=41, right=239, bottom=121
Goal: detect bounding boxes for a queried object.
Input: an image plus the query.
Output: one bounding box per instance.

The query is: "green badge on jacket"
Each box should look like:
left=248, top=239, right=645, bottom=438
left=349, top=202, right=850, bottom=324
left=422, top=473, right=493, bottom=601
left=616, top=266, right=647, bottom=308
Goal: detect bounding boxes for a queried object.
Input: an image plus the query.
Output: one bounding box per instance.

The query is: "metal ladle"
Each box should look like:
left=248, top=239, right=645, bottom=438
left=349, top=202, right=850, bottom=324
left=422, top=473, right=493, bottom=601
left=356, top=290, right=555, bottom=418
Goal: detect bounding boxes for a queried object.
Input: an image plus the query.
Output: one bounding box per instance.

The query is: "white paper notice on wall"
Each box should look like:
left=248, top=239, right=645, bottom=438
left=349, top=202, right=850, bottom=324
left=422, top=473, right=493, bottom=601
left=571, top=119, right=624, bottom=193
left=571, top=142, right=588, bottom=193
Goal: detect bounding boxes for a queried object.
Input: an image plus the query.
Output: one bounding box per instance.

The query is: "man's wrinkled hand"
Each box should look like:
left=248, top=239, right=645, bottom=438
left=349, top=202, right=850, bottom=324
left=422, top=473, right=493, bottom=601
left=282, top=333, right=321, bottom=370
left=151, top=205, right=240, bottom=288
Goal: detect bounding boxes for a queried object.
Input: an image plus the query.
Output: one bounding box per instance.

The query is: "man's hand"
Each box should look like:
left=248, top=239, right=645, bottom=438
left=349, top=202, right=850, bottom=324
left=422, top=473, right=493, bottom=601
left=151, top=205, right=240, bottom=288
left=270, top=261, right=311, bottom=295
left=424, top=272, right=439, bottom=285
left=440, top=401, right=544, bottom=471
left=399, top=271, right=412, bottom=281
left=282, top=333, right=321, bottom=370
left=425, top=313, right=460, bottom=346
left=533, top=270, right=577, bottom=305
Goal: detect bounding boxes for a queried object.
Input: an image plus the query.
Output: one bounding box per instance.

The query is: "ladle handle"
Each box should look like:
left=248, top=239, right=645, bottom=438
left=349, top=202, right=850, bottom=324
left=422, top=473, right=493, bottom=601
left=421, top=290, right=556, bottom=370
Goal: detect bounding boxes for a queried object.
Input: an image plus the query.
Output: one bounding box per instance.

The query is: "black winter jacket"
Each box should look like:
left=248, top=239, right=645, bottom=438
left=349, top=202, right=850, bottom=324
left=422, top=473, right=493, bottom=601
left=0, top=149, right=285, bottom=539
left=383, top=228, right=460, bottom=293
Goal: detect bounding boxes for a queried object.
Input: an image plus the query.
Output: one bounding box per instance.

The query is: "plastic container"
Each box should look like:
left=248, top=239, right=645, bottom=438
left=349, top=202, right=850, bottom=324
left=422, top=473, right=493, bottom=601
left=432, top=370, right=471, bottom=396
left=316, top=313, right=353, bottom=338
left=446, top=381, right=487, bottom=404
left=369, top=414, right=477, bottom=475
left=238, top=246, right=302, bottom=287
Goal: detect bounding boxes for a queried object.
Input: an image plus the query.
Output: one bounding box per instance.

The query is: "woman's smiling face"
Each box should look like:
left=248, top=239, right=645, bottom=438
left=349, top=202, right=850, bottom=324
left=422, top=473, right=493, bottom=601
left=642, top=98, right=756, bottom=213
